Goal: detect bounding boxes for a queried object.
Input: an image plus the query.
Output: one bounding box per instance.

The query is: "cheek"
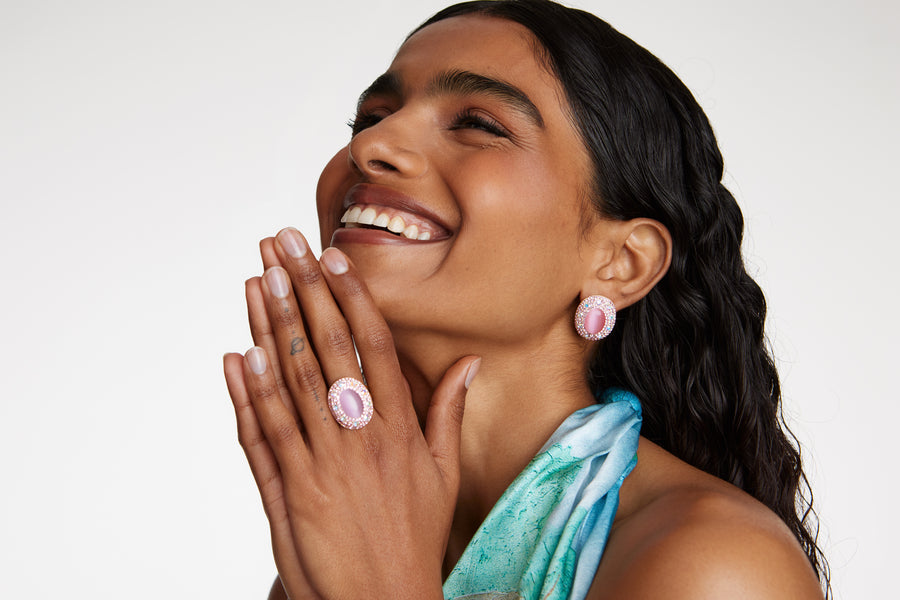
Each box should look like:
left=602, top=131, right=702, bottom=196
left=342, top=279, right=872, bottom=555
left=458, top=151, right=585, bottom=240
left=315, top=147, right=351, bottom=246
left=452, top=154, right=587, bottom=297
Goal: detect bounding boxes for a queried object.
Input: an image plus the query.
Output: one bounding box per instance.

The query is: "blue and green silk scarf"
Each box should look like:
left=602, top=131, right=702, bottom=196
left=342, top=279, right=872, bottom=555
left=443, top=389, right=641, bottom=600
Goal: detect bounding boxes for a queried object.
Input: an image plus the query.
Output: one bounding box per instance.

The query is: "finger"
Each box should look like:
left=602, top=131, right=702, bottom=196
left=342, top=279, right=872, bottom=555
left=260, top=266, right=345, bottom=434
left=242, top=346, right=309, bottom=468
left=273, top=228, right=364, bottom=387
left=226, top=353, right=319, bottom=600
left=260, top=236, right=282, bottom=271
left=318, top=247, right=408, bottom=420
left=225, top=353, right=288, bottom=515
left=425, top=356, right=480, bottom=486
left=246, top=277, right=299, bottom=423
left=270, top=528, right=320, bottom=600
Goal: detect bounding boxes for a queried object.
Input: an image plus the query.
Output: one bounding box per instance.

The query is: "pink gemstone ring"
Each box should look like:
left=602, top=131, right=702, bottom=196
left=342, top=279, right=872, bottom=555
left=327, top=377, right=374, bottom=430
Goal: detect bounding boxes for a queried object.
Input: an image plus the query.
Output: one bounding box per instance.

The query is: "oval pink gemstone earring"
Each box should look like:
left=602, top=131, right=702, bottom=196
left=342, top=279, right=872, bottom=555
left=574, top=295, right=616, bottom=341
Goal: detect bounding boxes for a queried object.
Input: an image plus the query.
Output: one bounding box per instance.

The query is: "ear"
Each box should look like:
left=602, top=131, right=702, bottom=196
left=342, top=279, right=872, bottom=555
left=582, top=218, right=672, bottom=310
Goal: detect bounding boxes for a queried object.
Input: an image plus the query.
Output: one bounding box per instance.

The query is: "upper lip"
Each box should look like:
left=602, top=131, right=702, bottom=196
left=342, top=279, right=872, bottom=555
left=342, top=183, right=452, bottom=235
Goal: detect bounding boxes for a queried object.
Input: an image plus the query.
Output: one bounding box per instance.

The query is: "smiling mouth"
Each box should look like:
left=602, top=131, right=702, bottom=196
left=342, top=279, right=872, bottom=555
left=341, top=204, right=441, bottom=241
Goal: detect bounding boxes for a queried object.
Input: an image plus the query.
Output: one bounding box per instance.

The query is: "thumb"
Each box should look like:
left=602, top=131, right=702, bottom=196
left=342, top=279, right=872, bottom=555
left=424, top=356, right=481, bottom=483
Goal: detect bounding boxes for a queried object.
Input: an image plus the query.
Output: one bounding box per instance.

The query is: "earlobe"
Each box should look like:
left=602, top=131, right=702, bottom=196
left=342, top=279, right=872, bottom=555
left=584, top=218, right=672, bottom=310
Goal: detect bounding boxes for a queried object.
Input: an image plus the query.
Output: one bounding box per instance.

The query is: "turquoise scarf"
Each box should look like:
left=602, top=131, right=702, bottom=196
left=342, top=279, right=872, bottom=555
left=443, top=389, right=641, bottom=600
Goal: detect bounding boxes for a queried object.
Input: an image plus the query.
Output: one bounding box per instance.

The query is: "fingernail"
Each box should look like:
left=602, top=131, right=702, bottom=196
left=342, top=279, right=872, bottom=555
left=265, top=267, right=289, bottom=298
left=247, top=347, right=267, bottom=375
left=321, top=247, right=348, bottom=275
left=464, top=358, right=482, bottom=390
left=277, top=227, right=307, bottom=258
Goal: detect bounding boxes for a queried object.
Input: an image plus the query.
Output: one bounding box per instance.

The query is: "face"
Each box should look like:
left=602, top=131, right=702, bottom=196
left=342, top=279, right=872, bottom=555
left=316, top=15, right=599, bottom=351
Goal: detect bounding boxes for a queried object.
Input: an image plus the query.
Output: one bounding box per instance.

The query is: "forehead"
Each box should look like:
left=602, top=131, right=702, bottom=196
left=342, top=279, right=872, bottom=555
left=390, top=15, right=565, bottom=107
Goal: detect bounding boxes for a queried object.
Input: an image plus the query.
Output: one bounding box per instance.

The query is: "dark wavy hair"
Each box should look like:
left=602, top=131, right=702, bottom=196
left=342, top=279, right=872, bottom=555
left=417, top=0, right=828, bottom=591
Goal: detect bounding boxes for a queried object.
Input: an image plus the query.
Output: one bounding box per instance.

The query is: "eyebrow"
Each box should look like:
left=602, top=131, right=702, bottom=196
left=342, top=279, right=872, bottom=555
left=357, top=72, right=403, bottom=109
left=356, top=69, right=545, bottom=128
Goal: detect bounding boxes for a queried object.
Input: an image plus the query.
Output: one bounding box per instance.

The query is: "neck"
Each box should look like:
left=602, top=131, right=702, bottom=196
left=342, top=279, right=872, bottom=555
left=394, top=330, right=595, bottom=577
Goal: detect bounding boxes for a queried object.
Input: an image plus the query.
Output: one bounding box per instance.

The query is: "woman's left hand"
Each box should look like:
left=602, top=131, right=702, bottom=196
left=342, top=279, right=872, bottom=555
left=223, top=227, right=479, bottom=600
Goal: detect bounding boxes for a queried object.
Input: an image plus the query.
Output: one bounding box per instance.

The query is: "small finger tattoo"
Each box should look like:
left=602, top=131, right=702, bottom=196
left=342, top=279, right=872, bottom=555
left=290, top=337, right=305, bottom=355
left=313, top=389, right=328, bottom=422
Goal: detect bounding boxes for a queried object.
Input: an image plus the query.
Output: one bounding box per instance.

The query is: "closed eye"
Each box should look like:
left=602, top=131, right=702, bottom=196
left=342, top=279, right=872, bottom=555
left=348, top=108, right=511, bottom=140
left=449, top=109, right=510, bottom=138
left=348, top=110, right=387, bottom=136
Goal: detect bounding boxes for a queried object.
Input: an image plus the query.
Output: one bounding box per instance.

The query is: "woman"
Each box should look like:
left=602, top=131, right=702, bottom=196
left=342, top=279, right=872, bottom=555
left=223, top=0, right=829, bottom=597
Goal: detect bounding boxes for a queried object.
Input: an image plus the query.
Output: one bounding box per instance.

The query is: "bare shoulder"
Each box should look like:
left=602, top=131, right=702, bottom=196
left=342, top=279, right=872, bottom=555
left=587, top=438, right=823, bottom=599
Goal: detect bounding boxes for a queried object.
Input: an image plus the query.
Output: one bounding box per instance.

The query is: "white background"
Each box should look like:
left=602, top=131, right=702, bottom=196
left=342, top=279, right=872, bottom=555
left=1, top=0, right=897, bottom=597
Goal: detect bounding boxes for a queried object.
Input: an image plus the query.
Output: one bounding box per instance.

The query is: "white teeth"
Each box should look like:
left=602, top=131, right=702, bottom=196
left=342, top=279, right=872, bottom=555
left=358, top=207, right=377, bottom=225
left=387, top=215, right=406, bottom=233
left=340, top=206, right=361, bottom=223
left=341, top=205, right=434, bottom=240
left=373, top=213, right=390, bottom=228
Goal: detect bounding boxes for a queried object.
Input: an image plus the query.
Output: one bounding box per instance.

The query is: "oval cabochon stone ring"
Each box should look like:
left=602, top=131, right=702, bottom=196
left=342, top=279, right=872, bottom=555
left=327, top=377, right=374, bottom=430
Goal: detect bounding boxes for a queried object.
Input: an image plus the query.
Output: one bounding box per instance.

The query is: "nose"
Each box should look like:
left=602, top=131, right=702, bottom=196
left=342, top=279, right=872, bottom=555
left=347, top=114, right=428, bottom=179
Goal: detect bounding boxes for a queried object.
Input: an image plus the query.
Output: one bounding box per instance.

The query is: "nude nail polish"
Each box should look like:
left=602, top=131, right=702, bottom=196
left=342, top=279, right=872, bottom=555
left=265, top=268, right=290, bottom=298
left=321, top=248, right=349, bottom=275
left=247, top=347, right=267, bottom=375
left=278, top=228, right=307, bottom=258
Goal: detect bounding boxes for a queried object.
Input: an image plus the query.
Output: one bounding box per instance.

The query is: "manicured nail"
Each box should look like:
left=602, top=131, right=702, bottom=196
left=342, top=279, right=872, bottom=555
left=265, top=267, right=290, bottom=298
left=464, top=358, right=482, bottom=390
left=247, top=347, right=267, bottom=375
left=321, top=247, right=348, bottom=275
left=277, top=227, right=307, bottom=259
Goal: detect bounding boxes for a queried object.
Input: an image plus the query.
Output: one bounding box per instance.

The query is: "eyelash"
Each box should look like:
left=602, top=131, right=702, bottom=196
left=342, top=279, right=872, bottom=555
left=347, top=112, right=383, bottom=136
left=448, top=109, right=510, bottom=137
left=348, top=108, right=510, bottom=139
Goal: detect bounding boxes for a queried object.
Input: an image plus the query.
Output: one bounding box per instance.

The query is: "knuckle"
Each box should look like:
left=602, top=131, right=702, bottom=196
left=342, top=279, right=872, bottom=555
left=270, top=305, right=298, bottom=329
left=238, top=429, right=267, bottom=453
left=446, top=398, right=466, bottom=428
left=359, top=325, right=394, bottom=355
left=270, top=418, right=299, bottom=447
left=387, top=413, right=419, bottom=445
left=323, top=324, right=355, bottom=357
left=295, top=262, right=324, bottom=287
left=256, top=470, right=282, bottom=498
left=358, top=431, right=382, bottom=462
left=258, top=480, right=286, bottom=516
left=341, top=275, right=366, bottom=298
left=252, top=380, right=280, bottom=401
left=290, top=362, right=323, bottom=393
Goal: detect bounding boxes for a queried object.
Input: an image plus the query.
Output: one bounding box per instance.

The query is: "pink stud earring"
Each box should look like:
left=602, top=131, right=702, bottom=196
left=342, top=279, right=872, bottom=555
left=574, top=295, right=616, bottom=340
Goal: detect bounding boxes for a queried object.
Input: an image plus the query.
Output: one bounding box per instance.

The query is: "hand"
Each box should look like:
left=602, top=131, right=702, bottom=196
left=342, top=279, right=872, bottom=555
left=224, top=227, right=480, bottom=599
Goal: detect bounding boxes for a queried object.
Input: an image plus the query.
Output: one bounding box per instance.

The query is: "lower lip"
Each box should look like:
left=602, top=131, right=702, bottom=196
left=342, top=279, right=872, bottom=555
left=331, top=227, right=439, bottom=246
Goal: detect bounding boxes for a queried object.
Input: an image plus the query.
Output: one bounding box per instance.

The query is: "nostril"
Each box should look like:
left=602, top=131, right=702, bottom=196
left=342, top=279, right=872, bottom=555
left=368, top=159, right=398, bottom=172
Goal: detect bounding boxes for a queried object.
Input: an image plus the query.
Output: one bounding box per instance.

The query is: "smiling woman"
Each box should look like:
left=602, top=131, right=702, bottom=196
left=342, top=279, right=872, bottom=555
left=223, top=1, right=829, bottom=598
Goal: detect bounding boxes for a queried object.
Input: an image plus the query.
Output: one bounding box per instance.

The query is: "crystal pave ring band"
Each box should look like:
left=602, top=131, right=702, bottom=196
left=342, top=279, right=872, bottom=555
left=327, top=377, right=374, bottom=430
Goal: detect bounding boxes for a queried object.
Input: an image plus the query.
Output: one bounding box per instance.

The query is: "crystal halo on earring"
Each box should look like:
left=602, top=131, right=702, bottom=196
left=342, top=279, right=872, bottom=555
left=574, top=295, right=616, bottom=341
left=327, top=377, right=374, bottom=430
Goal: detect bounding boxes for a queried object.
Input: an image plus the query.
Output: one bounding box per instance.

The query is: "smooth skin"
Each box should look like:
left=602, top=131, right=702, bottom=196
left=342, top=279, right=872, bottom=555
left=224, top=15, right=823, bottom=600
